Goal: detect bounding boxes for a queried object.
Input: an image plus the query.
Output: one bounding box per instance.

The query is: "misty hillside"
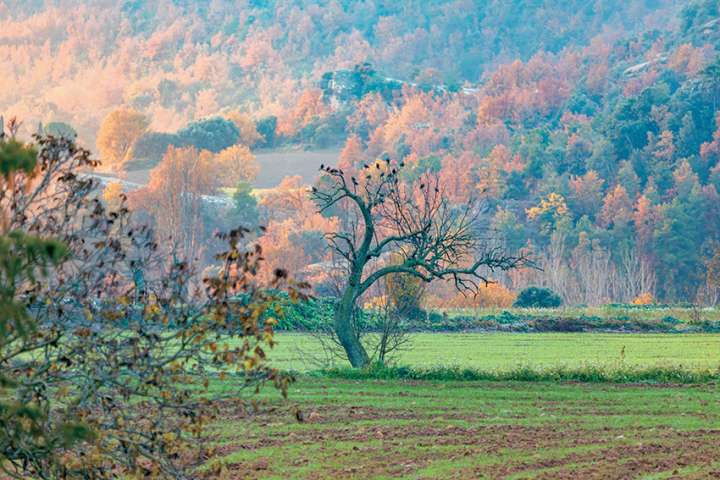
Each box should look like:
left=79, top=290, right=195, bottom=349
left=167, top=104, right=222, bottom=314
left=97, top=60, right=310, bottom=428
left=0, top=0, right=682, bottom=143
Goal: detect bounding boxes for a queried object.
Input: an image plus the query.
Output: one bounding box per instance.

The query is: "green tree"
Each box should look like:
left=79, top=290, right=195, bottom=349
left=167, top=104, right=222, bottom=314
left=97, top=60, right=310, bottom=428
left=44, top=121, right=77, bottom=139
left=653, top=175, right=706, bottom=300
left=126, top=131, right=181, bottom=168
left=513, top=286, right=562, bottom=308
left=256, top=116, right=278, bottom=147
left=177, top=117, right=240, bottom=153
left=232, top=181, right=260, bottom=226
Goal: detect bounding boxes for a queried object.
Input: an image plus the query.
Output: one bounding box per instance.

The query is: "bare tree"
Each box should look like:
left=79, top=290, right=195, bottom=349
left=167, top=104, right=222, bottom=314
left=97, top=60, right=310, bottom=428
left=368, top=277, right=417, bottom=365
left=311, top=160, right=524, bottom=367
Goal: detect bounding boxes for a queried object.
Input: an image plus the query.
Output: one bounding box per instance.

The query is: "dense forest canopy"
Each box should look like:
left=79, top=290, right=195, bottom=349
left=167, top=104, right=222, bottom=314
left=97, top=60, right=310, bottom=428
left=0, top=0, right=681, bottom=143
left=3, top=0, right=720, bottom=304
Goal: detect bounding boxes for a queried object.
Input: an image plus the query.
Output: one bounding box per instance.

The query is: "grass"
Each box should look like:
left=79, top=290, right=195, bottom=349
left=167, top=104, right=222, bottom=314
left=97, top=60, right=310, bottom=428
left=200, top=330, right=720, bottom=477
left=319, top=364, right=720, bottom=384
left=268, top=332, right=720, bottom=372
left=205, top=376, right=720, bottom=479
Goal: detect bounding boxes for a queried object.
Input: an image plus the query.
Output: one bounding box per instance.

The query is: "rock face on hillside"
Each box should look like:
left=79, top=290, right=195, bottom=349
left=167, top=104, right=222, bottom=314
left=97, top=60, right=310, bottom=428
left=320, top=63, right=404, bottom=106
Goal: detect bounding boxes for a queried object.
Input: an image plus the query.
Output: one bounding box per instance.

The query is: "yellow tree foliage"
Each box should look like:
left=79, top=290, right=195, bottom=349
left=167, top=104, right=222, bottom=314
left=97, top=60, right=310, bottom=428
left=384, top=252, right=425, bottom=317
left=214, top=144, right=260, bottom=187
left=102, top=181, right=125, bottom=211
left=526, top=192, right=569, bottom=231
left=96, top=109, right=148, bottom=171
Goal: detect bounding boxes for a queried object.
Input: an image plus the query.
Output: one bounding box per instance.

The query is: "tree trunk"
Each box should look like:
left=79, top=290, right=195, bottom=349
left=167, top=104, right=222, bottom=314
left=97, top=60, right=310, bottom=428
left=334, top=287, right=370, bottom=368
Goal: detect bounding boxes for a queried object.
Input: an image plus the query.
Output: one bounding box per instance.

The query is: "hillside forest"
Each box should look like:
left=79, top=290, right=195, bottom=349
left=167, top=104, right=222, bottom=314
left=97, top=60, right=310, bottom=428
left=3, top=0, right=720, bottom=306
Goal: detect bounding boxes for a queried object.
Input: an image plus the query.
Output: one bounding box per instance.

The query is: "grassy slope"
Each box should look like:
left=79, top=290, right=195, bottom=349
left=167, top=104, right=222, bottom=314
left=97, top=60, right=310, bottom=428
left=207, top=377, right=720, bottom=479
left=269, top=332, right=720, bottom=372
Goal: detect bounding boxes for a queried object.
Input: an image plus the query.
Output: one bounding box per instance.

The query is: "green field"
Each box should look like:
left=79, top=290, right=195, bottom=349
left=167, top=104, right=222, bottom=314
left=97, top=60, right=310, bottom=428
left=208, top=377, right=720, bottom=479
left=269, top=332, right=720, bottom=372
left=195, top=332, right=720, bottom=478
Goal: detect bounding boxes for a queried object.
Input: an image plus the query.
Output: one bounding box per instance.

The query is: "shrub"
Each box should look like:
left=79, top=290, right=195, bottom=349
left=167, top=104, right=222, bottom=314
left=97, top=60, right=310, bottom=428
left=176, top=116, right=240, bottom=153
left=531, top=317, right=586, bottom=332
left=632, top=292, right=655, bottom=305
left=274, top=295, right=336, bottom=331
left=384, top=265, right=426, bottom=321
left=446, top=282, right=516, bottom=308
left=495, top=310, right=520, bottom=324
left=513, top=286, right=562, bottom=308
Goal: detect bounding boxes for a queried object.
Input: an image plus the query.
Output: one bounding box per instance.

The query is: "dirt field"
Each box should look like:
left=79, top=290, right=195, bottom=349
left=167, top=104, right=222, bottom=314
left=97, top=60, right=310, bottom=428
left=113, top=148, right=340, bottom=189
left=205, top=377, right=720, bottom=479
left=253, top=148, right=339, bottom=188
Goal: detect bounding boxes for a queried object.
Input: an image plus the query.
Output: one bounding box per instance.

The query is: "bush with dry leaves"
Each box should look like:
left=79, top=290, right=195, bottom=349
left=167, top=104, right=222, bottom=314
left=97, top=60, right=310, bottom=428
left=0, top=122, right=304, bottom=479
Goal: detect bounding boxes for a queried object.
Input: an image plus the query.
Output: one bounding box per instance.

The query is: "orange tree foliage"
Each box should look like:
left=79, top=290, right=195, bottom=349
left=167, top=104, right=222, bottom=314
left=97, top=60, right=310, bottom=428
left=0, top=0, right=679, bottom=143
left=276, top=88, right=329, bottom=138
left=257, top=175, right=310, bottom=222
left=214, top=144, right=260, bottom=187
left=1, top=1, right=712, bottom=304
left=256, top=178, right=338, bottom=285
left=568, top=170, right=604, bottom=218
left=701, top=112, right=720, bottom=165
left=225, top=111, right=263, bottom=147
left=436, top=282, right=516, bottom=309
left=600, top=185, right=634, bottom=228
left=130, top=145, right=216, bottom=261
left=632, top=292, right=655, bottom=305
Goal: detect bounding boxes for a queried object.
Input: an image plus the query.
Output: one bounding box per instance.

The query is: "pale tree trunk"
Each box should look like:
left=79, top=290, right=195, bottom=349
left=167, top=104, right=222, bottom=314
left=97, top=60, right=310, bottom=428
left=568, top=236, right=614, bottom=306
left=540, top=231, right=571, bottom=302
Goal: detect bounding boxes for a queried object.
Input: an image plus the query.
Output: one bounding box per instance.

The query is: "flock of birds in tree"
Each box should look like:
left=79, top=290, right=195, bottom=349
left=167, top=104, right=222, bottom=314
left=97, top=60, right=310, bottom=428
left=313, top=155, right=441, bottom=194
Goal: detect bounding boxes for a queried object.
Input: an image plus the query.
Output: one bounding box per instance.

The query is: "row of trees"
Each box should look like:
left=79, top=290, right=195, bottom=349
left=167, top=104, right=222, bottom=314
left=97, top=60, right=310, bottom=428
left=96, top=109, right=261, bottom=171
